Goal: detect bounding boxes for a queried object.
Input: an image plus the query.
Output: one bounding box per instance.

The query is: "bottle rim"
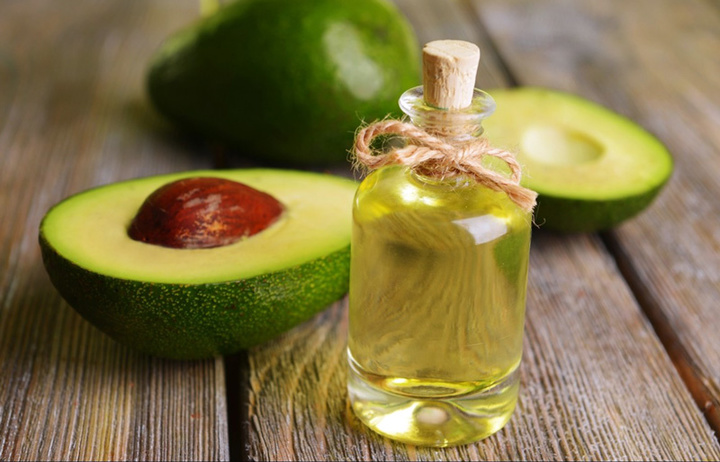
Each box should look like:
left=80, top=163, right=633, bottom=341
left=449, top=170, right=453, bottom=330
left=398, top=86, right=496, bottom=123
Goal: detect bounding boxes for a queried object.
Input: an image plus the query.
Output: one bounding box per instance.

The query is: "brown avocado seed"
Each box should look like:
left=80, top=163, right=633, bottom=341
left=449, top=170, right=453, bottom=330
left=128, top=177, right=284, bottom=249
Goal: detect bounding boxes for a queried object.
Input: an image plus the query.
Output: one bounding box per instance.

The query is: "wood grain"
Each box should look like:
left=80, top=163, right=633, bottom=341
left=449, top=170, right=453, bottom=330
left=471, top=0, right=720, bottom=435
left=2, top=0, right=720, bottom=460
left=246, top=237, right=719, bottom=460
left=0, top=1, right=228, bottom=460
left=245, top=0, right=720, bottom=460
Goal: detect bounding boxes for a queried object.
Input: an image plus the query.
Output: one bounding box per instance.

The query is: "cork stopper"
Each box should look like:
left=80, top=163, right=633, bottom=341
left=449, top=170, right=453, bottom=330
left=422, top=40, right=480, bottom=110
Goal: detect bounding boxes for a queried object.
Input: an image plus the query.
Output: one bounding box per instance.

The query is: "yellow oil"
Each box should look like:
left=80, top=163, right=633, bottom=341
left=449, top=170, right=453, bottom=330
left=348, top=165, right=531, bottom=447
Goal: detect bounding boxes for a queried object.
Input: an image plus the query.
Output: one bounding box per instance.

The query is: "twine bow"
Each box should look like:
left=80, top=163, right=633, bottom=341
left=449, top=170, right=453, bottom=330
left=353, top=120, right=537, bottom=213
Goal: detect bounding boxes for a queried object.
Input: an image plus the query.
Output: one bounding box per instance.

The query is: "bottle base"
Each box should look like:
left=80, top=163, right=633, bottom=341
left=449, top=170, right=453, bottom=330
left=348, top=357, right=519, bottom=447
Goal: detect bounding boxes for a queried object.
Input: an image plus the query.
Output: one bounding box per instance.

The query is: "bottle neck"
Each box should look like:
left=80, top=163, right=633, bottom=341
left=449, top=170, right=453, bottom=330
left=398, top=86, right=496, bottom=143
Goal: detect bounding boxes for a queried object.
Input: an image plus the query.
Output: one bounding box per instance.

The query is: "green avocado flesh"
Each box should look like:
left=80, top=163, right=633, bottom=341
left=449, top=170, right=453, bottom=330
left=146, top=0, right=420, bottom=165
left=39, top=169, right=357, bottom=359
left=484, top=88, right=673, bottom=232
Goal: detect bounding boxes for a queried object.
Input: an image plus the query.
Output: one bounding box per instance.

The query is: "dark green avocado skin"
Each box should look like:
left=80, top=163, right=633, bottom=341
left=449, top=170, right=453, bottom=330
left=146, top=0, right=420, bottom=165
left=40, top=233, right=350, bottom=359
left=535, top=181, right=669, bottom=232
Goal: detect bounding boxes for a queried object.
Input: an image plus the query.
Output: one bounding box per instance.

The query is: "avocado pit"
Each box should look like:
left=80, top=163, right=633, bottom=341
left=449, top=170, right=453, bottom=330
left=128, top=177, right=284, bottom=249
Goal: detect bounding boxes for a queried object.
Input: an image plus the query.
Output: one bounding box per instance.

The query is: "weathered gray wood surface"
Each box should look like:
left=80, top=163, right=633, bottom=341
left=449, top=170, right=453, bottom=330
left=0, top=1, right=228, bottom=460
left=1, top=0, right=719, bottom=461
left=474, top=0, right=720, bottom=436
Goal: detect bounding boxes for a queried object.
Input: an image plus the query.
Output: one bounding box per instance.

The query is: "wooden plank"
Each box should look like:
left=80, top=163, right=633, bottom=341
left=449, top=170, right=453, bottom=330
left=0, top=1, right=229, bottom=460
left=245, top=0, right=720, bottom=459
left=472, top=0, right=720, bottom=435
left=247, top=236, right=720, bottom=460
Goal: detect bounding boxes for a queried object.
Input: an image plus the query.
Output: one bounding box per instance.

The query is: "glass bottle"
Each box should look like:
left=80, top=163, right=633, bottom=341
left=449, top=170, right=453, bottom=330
left=347, top=41, right=532, bottom=447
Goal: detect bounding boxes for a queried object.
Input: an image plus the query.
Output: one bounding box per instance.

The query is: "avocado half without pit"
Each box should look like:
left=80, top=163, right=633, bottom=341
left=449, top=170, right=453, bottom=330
left=483, top=88, right=673, bottom=232
left=39, top=169, right=357, bottom=359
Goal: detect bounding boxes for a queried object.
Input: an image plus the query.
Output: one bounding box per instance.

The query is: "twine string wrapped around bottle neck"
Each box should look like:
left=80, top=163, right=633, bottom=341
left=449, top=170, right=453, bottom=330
left=353, top=119, right=538, bottom=213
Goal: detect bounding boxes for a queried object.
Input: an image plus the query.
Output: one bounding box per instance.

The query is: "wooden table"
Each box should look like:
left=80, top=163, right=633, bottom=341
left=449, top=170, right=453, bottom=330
left=1, top=0, right=719, bottom=460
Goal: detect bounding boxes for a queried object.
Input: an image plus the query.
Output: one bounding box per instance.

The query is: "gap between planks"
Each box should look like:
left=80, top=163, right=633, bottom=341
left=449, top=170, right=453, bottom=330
left=601, top=232, right=720, bottom=440
left=461, top=0, right=720, bottom=443
left=223, top=352, right=248, bottom=461
left=457, top=0, right=518, bottom=87
left=216, top=1, right=720, bottom=455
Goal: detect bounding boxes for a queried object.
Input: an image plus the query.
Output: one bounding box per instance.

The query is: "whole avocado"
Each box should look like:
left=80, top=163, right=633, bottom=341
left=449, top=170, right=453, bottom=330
left=147, top=0, right=420, bottom=165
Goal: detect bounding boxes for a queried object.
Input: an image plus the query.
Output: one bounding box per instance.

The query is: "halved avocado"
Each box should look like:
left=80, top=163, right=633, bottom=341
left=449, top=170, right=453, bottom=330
left=483, top=87, right=673, bottom=232
left=39, top=169, right=356, bottom=359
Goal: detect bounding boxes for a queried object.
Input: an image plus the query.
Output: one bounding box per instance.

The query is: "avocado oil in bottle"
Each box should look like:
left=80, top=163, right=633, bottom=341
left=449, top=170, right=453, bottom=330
left=348, top=40, right=534, bottom=447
